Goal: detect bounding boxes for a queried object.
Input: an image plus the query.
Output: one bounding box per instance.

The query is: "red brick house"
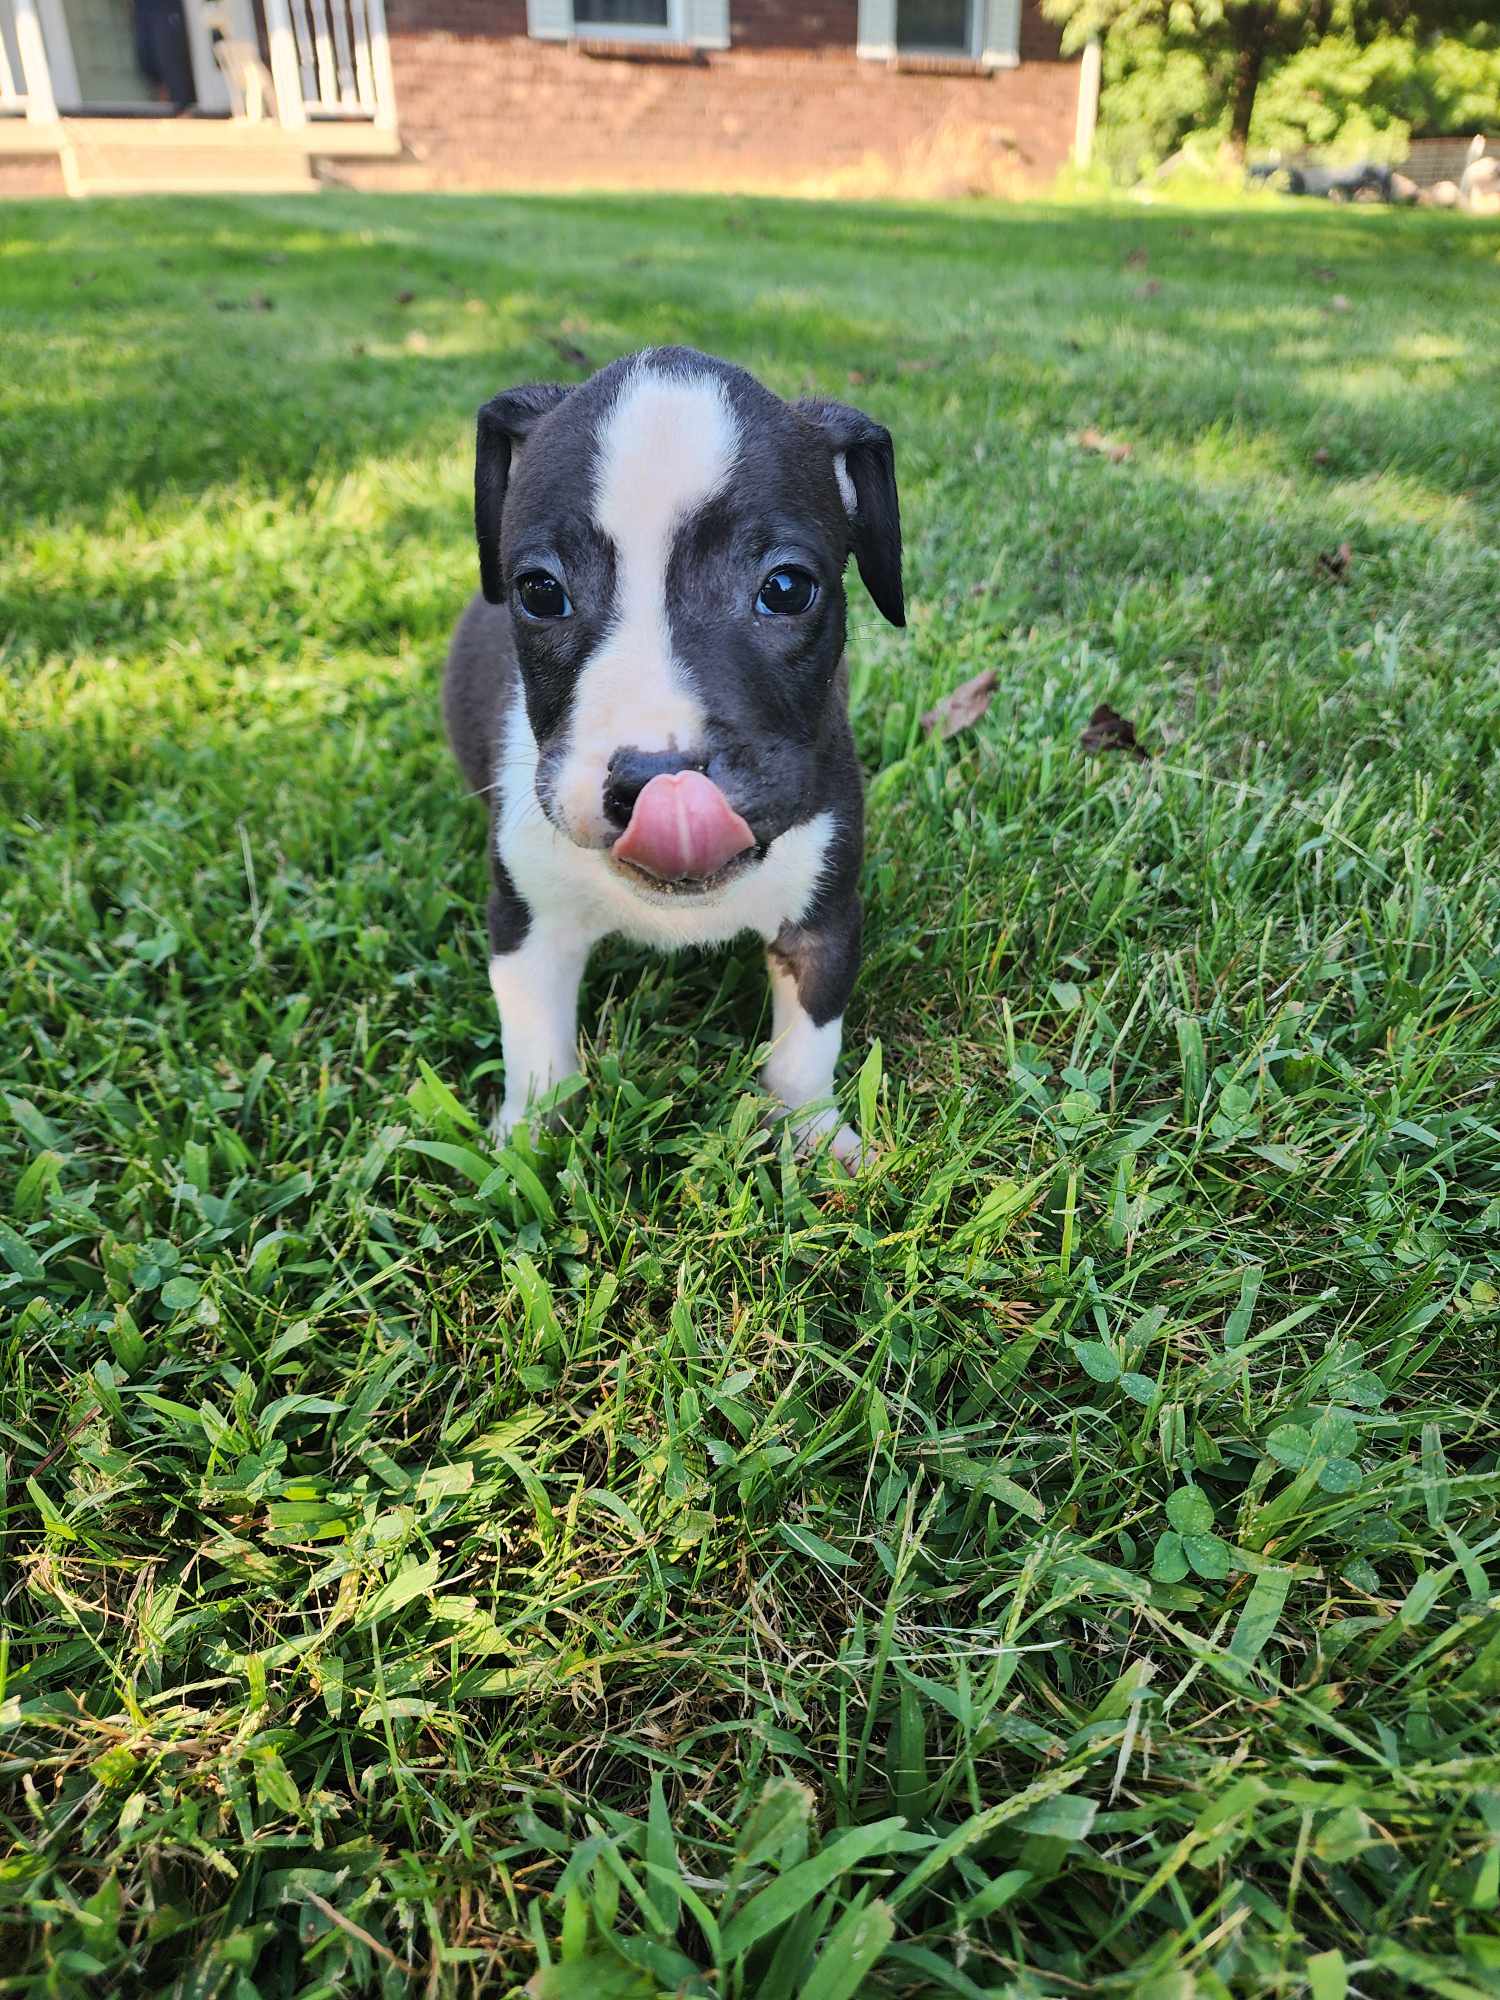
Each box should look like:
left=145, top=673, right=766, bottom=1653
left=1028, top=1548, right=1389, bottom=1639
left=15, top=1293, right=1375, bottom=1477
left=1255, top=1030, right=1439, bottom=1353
left=0, top=0, right=1077, bottom=195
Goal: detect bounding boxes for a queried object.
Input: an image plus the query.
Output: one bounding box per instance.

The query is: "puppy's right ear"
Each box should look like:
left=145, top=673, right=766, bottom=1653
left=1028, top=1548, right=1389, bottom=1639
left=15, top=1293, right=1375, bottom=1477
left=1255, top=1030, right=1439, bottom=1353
left=475, top=383, right=572, bottom=605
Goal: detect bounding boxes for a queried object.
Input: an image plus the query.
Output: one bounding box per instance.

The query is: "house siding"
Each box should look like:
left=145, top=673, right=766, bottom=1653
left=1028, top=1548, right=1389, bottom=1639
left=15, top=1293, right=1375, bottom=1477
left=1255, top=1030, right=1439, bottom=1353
left=339, top=0, right=1075, bottom=194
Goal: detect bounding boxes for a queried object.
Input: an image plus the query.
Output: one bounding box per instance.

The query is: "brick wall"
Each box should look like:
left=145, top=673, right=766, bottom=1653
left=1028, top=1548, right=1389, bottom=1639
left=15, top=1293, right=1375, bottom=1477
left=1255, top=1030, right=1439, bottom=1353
left=340, top=0, right=1076, bottom=195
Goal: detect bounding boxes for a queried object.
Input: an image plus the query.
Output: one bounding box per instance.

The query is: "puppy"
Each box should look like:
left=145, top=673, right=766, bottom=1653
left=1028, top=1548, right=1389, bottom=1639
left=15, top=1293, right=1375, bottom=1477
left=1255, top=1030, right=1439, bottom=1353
left=443, top=346, right=904, bottom=1164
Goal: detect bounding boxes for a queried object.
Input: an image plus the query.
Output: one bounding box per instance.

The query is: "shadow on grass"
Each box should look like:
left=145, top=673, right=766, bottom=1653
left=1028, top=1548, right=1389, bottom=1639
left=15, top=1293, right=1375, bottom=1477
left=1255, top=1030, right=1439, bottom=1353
left=3, top=194, right=1499, bottom=536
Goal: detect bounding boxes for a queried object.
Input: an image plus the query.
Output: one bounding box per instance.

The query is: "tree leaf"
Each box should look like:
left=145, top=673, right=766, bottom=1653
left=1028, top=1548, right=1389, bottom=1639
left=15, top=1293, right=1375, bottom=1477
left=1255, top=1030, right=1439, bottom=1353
left=1075, top=426, right=1131, bottom=462
left=920, top=668, right=998, bottom=740
left=1080, top=702, right=1148, bottom=759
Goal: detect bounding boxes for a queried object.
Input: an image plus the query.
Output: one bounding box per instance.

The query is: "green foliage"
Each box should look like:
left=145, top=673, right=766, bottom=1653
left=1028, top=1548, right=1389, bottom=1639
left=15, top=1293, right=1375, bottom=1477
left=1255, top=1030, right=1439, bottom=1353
left=2, top=191, right=1500, bottom=1996
left=1046, top=0, right=1500, bottom=177
left=1253, top=26, right=1500, bottom=162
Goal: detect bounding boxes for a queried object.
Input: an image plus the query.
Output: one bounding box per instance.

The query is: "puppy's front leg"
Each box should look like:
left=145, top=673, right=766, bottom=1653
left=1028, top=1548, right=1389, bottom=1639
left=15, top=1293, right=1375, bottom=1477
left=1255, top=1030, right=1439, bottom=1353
left=488, top=895, right=590, bottom=1143
left=764, top=901, right=865, bottom=1169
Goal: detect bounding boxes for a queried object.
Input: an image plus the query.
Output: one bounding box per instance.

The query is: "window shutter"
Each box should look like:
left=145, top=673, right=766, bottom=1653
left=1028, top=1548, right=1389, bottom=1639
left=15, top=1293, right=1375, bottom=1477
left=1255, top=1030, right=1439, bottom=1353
left=856, top=0, right=896, bottom=61
left=980, top=0, right=1020, bottom=65
left=526, top=0, right=572, bottom=40
left=683, top=0, right=729, bottom=47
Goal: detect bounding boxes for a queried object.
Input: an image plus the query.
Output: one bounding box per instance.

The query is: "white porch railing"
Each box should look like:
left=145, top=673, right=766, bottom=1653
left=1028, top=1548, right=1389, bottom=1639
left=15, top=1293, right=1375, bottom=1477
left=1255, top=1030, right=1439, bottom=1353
left=263, top=0, right=395, bottom=129
left=0, top=0, right=58, bottom=120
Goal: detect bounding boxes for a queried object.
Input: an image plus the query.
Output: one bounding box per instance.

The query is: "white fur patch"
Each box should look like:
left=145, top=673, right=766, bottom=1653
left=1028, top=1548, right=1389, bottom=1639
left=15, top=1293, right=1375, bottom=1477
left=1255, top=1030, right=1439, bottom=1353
left=495, top=679, right=835, bottom=954
left=489, top=932, right=590, bottom=1138
left=833, top=450, right=858, bottom=517
left=763, top=953, right=863, bottom=1166
left=764, top=954, right=842, bottom=1109
left=551, top=359, right=741, bottom=843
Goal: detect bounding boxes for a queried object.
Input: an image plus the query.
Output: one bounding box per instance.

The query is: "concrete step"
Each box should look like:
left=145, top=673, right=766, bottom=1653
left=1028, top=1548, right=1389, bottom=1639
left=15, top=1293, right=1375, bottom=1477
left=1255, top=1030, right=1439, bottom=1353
left=62, top=136, right=318, bottom=195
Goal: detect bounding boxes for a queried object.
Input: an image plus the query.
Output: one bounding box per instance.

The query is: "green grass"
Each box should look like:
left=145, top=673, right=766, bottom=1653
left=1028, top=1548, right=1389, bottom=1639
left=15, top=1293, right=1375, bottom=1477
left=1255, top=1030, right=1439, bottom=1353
left=3, top=189, right=1500, bottom=1999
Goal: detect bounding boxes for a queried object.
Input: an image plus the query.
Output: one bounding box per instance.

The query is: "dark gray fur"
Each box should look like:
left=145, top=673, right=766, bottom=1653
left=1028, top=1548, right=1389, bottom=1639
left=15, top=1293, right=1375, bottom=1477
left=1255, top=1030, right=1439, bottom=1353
left=442, top=592, right=533, bottom=957
left=443, top=346, right=904, bottom=1028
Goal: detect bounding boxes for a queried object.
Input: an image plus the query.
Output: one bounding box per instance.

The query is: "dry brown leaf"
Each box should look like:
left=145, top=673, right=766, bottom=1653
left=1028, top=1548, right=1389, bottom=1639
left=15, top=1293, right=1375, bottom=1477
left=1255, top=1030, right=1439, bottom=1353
left=1080, top=702, right=1149, bottom=761
left=547, top=335, right=591, bottom=371
left=1312, top=446, right=1332, bottom=466
left=1124, top=246, right=1149, bottom=270
left=394, top=288, right=416, bottom=305
left=847, top=369, right=870, bottom=386
left=1136, top=279, right=1163, bottom=300
left=1075, top=427, right=1132, bottom=463
left=1315, top=541, right=1354, bottom=583
left=921, top=668, right=999, bottom=740
left=896, top=357, right=938, bottom=374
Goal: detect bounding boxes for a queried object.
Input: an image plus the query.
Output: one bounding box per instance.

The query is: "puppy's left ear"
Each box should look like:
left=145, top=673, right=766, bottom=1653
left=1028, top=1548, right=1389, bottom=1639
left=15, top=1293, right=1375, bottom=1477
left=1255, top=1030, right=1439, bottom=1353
left=797, top=398, right=905, bottom=628
left=475, top=382, right=572, bottom=604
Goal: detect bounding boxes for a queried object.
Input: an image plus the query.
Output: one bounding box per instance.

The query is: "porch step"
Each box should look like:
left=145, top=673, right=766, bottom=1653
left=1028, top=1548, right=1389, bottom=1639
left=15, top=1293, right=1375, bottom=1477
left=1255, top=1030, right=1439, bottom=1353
left=61, top=132, right=318, bottom=195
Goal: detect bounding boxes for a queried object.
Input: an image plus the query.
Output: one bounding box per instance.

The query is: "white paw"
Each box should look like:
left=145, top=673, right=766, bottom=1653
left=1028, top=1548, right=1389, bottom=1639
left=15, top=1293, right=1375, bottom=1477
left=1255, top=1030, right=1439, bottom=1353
left=788, top=1106, right=872, bottom=1173
left=489, top=1103, right=519, bottom=1147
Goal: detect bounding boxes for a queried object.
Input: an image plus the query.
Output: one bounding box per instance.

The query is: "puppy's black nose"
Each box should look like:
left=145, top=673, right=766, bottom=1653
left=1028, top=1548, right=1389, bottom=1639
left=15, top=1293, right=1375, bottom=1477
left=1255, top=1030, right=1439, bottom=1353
left=603, top=748, right=705, bottom=829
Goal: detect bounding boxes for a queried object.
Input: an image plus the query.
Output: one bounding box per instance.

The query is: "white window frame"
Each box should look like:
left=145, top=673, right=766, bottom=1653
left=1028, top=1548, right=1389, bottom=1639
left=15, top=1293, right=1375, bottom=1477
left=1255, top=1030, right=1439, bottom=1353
left=857, top=0, right=1020, bottom=69
left=566, top=0, right=685, bottom=44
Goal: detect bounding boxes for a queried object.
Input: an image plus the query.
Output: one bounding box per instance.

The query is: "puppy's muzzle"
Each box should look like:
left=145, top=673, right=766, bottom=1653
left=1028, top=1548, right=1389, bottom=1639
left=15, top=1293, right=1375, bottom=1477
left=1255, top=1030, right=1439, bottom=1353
left=608, top=764, right=756, bottom=886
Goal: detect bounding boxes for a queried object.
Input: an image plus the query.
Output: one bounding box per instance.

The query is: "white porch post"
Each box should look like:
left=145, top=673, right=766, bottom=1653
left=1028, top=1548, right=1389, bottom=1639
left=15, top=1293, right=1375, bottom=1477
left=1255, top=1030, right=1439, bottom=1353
left=1073, top=34, right=1101, bottom=170
left=263, top=0, right=308, bottom=127
left=12, top=0, right=58, bottom=122
left=364, top=0, right=397, bottom=131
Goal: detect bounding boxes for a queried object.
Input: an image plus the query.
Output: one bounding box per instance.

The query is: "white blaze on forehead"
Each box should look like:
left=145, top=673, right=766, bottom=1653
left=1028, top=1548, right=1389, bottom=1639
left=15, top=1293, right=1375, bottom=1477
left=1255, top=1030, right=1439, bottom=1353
left=554, top=361, right=741, bottom=841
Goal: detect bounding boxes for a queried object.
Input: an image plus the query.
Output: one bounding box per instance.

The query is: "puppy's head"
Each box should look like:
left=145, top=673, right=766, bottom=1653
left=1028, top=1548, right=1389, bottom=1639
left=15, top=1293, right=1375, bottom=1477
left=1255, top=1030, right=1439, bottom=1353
left=474, top=346, right=903, bottom=896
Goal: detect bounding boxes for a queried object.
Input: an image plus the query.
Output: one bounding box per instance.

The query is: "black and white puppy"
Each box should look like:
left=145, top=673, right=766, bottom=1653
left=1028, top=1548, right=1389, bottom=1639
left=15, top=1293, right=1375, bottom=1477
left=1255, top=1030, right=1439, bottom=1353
left=442, top=345, right=904, bottom=1163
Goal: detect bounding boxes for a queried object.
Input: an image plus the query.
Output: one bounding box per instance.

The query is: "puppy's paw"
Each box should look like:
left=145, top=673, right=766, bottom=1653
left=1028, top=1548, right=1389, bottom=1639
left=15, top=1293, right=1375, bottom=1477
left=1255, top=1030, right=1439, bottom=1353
left=787, top=1105, right=873, bottom=1174
left=489, top=1101, right=527, bottom=1148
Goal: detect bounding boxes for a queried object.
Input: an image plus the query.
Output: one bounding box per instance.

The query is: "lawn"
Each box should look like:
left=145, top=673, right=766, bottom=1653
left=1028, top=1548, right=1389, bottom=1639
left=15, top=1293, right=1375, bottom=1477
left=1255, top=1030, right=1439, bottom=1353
left=3, top=189, right=1500, bottom=2000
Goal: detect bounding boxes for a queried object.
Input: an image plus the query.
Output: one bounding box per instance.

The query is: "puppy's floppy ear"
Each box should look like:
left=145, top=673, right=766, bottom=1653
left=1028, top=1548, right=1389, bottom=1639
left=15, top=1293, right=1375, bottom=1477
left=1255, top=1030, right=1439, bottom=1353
left=475, top=382, right=572, bottom=605
left=796, top=398, right=905, bottom=628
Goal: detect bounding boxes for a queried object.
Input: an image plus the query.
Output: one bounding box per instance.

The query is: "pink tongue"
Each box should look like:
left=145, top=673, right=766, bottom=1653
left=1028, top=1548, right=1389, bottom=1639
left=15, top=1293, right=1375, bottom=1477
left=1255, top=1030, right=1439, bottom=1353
left=613, top=770, right=755, bottom=883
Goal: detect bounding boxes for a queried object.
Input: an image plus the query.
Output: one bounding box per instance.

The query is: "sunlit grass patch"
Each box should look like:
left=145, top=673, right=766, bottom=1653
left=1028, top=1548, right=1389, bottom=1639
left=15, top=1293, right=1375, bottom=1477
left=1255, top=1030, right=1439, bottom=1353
left=2, top=190, right=1499, bottom=1998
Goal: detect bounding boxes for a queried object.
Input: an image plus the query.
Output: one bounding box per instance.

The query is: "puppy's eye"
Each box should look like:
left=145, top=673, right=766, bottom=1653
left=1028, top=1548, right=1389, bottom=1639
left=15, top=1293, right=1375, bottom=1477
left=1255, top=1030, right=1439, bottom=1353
left=515, top=570, right=571, bottom=620
left=756, top=566, right=818, bottom=617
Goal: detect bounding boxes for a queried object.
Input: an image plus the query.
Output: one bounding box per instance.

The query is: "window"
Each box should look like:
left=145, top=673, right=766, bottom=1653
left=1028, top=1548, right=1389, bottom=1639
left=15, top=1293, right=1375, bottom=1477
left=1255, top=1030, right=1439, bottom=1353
left=525, top=0, right=728, bottom=47
left=856, top=0, right=1020, bottom=66
left=896, top=0, right=978, bottom=57
left=572, top=0, right=672, bottom=29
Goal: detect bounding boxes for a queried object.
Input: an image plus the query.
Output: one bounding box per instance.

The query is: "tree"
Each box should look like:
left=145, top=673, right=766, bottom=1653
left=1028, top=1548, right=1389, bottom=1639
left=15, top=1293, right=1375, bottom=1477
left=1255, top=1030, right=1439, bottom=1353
left=1043, top=0, right=1496, bottom=160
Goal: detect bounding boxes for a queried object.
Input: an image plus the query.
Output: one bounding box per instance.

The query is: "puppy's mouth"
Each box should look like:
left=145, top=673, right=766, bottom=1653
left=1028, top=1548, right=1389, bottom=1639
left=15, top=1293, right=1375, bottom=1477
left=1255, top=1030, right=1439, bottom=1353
left=609, top=771, right=764, bottom=898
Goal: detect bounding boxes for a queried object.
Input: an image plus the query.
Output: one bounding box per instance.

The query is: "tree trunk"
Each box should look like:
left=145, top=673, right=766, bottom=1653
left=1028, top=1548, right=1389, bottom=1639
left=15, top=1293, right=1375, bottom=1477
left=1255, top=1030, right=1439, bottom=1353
left=1227, top=5, right=1269, bottom=160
